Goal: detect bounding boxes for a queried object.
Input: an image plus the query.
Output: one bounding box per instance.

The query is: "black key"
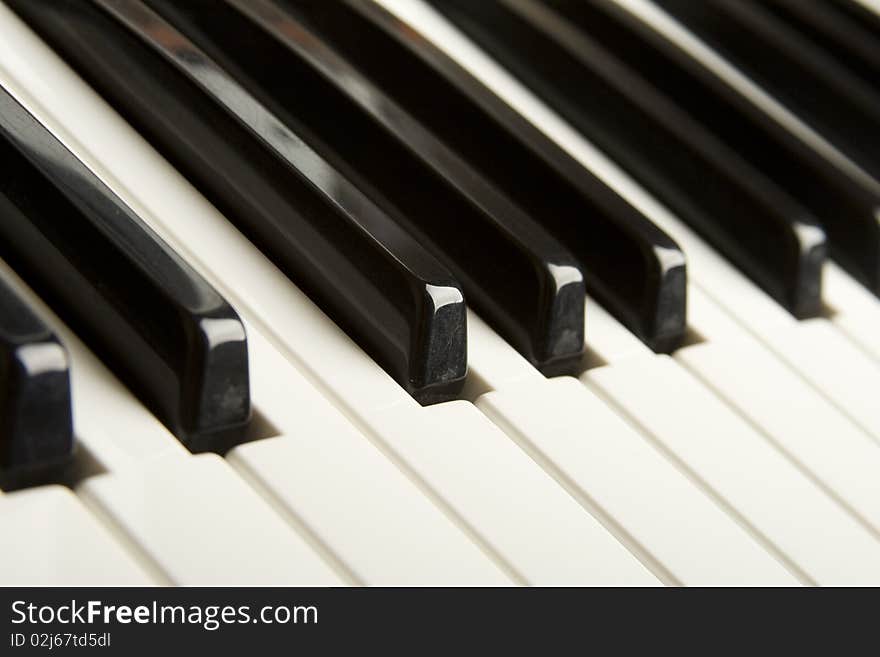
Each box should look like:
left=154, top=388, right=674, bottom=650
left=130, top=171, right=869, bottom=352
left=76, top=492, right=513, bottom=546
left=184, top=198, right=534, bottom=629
left=227, top=0, right=688, bottom=353
left=653, top=0, right=880, bottom=184
left=757, top=0, right=880, bottom=94
left=8, top=0, right=467, bottom=404
left=0, top=85, right=250, bottom=453
left=0, top=271, right=73, bottom=490
left=430, top=0, right=827, bottom=319
left=545, top=0, right=880, bottom=295
left=145, top=0, right=585, bottom=376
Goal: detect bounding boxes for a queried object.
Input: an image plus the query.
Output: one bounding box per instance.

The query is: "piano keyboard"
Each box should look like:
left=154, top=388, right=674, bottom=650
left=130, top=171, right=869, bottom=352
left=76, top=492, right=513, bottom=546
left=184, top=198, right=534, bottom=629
left=1, top=0, right=880, bottom=587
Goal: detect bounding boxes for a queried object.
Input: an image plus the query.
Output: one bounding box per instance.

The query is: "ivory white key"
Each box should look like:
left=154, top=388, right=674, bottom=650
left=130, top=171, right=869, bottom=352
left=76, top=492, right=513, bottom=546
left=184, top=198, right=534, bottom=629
left=824, top=262, right=880, bottom=362
left=476, top=377, right=796, bottom=586
left=583, top=295, right=652, bottom=365
left=760, top=319, right=880, bottom=442
left=0, top=258, right=186, bottom=473
left=584, top=355, right=880, bottom=585
left=677, top=338, right=880, bottom=538
left=77, top=453, right=343, bottom=586
left=0, top=486, right=154, bottom=585
left=229, top=329, right=511, bottom=586
left=360, top=399, right=658, bottom=585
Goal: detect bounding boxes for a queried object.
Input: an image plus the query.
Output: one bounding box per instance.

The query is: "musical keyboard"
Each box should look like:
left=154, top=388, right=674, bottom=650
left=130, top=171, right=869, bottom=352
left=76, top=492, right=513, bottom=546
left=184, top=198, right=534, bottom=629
left=2, top=0, right=880, bottom=586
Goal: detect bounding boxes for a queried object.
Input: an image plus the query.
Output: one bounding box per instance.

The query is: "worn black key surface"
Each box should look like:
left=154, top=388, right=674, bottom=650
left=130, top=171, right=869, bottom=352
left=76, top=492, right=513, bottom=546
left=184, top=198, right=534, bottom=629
left=9, top=0, right=467, bottom=404
left=145, top=0, right=585, bottom=376
left=430, top=0, right=827, bottom=319
left=0, top=85, right=249, bottom=453
left=234, top=0, right=688, bottom=353
left=653, top=0, right=880, bottom=185
left=0, top=270, right=73, bottom=490
left=550, top=0, right=880, bottom=295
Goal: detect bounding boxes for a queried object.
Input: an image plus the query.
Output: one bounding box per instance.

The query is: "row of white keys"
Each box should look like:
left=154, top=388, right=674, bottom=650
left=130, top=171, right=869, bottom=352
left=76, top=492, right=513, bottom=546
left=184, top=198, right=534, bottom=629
left=229, top=329, right=510, bottom=585
left=0, top=259, right=342, bottom=586
left=0, top=486, right=155, bottom=585
left=466, top=302, right=793, bottom=585
left=584, top=354, right=880, bottom=585
left=0, top=8, right=660, bottom=585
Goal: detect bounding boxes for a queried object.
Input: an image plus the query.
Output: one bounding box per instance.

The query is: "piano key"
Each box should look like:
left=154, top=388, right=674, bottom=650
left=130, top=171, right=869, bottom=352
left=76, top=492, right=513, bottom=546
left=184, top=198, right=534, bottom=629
left=228, top=328, right=512, bottom=585
left=652, top=0, right=880, bottom=182
left=676, top=336, right=880, bottom=539
left=427, top=0, right=827, bottom=319
left=77, top=452, right=344, bottom=585
left=756, top=0, right=880, bottom=94
left=0, top=3, right=413, bottom=421
left=570, top=0, right=880, bottom=296
left=0, top=85, right=250, bottom=453
left=824, top=262, right=880, bottom=361
left=0, top=14, right=660, bottom=586
left=0, top=257, right=188, bottom=474
left=146, top=0, right=585, bottom=377
left=0, top=273, right=73, bottom=489
left=584, top=355, right=880, bottom=585
left=760, top=319, right=880, bottom=441
left=7, top=0, right=467, bottom=406
left=363, top=398, right=660, bottom=585
left=476, top=376, right=797, bottom=585
left=233, top=0, right=687, bottom=354
left=0, top=486, right=155, bottom=585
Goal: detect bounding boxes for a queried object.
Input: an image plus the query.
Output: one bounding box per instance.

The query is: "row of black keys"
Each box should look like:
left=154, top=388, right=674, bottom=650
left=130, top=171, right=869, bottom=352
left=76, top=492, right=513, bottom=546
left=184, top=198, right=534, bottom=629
left=2, top=0, right=878, bottom=486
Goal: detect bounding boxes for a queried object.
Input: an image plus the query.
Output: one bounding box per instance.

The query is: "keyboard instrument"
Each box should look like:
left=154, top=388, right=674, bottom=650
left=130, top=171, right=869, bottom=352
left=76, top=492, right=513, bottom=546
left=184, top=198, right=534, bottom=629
left=2, top=0, right=880, bottom=587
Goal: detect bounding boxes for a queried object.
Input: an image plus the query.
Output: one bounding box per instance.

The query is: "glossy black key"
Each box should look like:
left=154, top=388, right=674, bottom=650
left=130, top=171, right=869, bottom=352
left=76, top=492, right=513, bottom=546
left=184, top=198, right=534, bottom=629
left=145, top=0, right=585, bottom=376
left=757, top=0, right=880, bottom=94
left=0, top=271, right=73, bottom=490
left=653, top=0, right=880, bottom=184
left=546, top=0, right=880, bottom=294
left=0, top=85, right=250, bottom=453
left=227, top=0, right=689, bottom=353
left=8, top=0, right=467, bottom=404
left=430, top=0, right=827, bottom=319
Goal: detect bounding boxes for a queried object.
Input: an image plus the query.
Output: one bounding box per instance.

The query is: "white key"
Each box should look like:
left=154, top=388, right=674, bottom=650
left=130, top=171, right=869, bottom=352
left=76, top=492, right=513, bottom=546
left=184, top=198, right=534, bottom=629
left=677, top=338, right=880, bottom=538
left=584, top=355, right=880, bottom=585
left=77, top=453, right=343, bottom=585
left=0, top=486, right=154, bottom=585
left=0, top=258, right=186, bottom=473
left=761, top=319, right=880, bottom=442
left=362, top=399, right=659, bottom=585
left=230, top=330, right=510, bottom=585
left=466, top=310, right=541, bottom=392
left=583, top=295, right=652, bottom=365
left=476, top=376, right=795, bottom=585
left=824, top=262, right=880, bottom=362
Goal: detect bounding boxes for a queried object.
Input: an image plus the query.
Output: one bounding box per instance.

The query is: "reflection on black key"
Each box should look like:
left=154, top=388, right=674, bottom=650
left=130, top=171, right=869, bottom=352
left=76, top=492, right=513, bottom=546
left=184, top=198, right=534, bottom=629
left=550, top=0, right=880, bottom=294
left=232, top=0, right=688, bottom=353
left=430, top=0, right=827, bottom=319
left=8, top=0, right=467, bottom=404
left=0, top=272, right=73, bottom=489
left=146, top=0, right=585, bottom=376
left=0, top=85, right=250, bottom=453
left=653, top=0, right=880, bottom=184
